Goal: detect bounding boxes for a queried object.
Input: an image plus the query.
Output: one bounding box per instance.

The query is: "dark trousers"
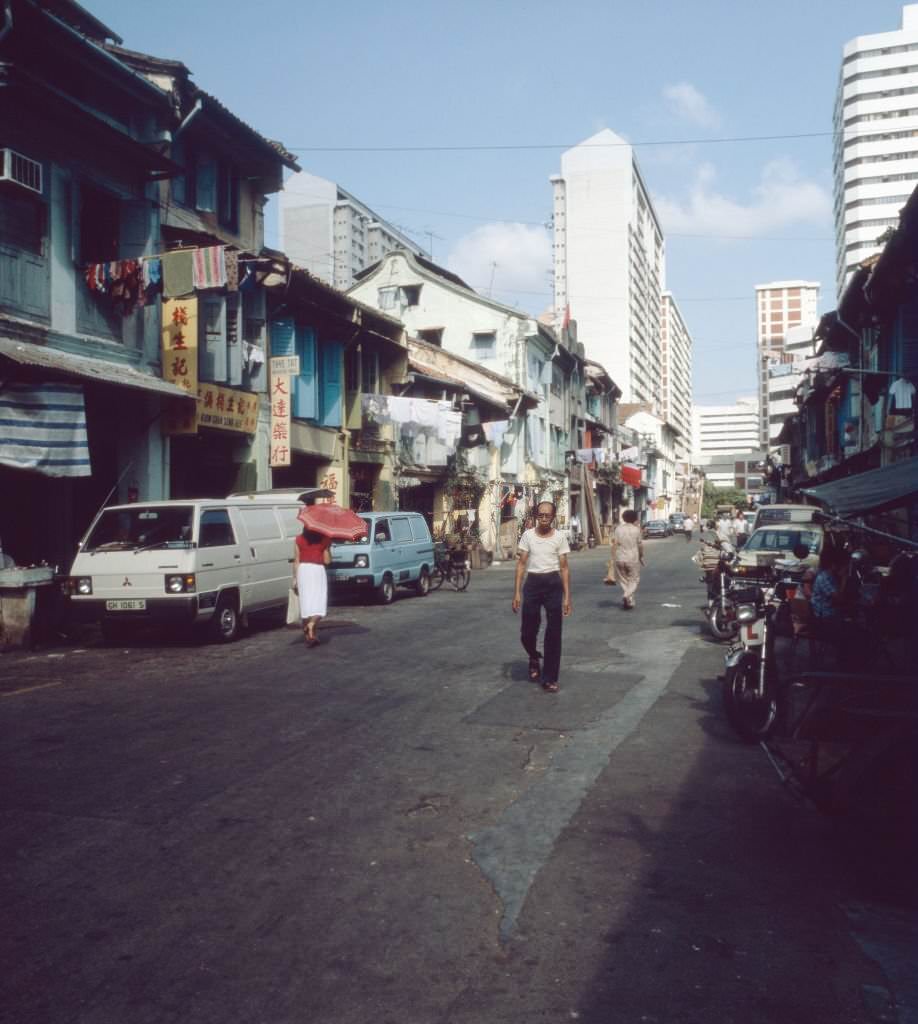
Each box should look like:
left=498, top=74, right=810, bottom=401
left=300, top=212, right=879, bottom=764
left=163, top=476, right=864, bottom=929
left=684, top=529, right=693, bottom=543
left=521, top=571, right=563, bottom=683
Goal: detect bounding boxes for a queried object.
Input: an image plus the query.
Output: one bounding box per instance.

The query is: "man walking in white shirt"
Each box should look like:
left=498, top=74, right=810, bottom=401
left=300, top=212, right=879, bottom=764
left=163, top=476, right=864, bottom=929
left=512, top=501, right=572, bottom=693
left=683, top=514, right=694, bottom=543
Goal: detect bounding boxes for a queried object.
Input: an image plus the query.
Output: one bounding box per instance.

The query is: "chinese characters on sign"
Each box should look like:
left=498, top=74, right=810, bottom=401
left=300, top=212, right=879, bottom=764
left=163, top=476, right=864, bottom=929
left=161, top=298, right=199, bottom=434
left=198, top=384, right=260, bottom=434
left=269, top=372, right=291, bottom=467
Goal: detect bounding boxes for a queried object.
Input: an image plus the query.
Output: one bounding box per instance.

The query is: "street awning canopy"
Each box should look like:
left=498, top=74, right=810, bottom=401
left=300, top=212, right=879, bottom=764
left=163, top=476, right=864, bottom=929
left=801, top=457, right=918, bottom=517
left=0, top=338, right=193, bottom=399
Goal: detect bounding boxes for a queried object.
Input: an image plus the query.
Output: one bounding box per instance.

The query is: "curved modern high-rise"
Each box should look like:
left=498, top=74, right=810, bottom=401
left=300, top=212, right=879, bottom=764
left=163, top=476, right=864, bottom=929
left=834, top=4, right=918, bottom=296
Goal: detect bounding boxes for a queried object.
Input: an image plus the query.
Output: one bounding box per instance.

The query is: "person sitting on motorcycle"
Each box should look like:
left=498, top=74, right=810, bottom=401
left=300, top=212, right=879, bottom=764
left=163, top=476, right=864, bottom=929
left=810, top=546, right=851, bottom=661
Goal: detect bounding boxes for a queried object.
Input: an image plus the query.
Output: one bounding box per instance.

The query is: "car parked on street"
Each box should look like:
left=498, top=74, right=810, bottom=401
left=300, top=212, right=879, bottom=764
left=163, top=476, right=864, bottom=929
left=732, top=522, right=825, bottom=579
left=328, top=511, right=435, bottom=604
left=668, top=513, right=686, bottom=533
left=643, top=519, right=672, bottom=539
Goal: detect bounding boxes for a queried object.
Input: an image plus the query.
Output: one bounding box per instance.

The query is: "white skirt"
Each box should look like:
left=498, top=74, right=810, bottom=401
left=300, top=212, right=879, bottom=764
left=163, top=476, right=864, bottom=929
left=296, top=563, right=328, bottom=619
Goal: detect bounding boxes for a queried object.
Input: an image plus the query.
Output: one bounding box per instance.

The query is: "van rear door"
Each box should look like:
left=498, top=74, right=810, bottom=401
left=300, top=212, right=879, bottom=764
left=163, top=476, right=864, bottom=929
left=236, top=504, right=289, bottom=610
left=389, top=516, right=415, bottom=582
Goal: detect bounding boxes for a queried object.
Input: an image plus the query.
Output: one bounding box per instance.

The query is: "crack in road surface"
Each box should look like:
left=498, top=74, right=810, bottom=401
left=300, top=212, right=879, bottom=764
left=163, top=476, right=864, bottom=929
left=469, top=626, right=693, bottom=943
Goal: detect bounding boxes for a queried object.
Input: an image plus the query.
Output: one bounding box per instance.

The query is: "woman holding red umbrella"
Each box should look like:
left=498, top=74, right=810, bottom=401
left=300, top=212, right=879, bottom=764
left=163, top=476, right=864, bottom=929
left=293, top=527, right=331, bottom=647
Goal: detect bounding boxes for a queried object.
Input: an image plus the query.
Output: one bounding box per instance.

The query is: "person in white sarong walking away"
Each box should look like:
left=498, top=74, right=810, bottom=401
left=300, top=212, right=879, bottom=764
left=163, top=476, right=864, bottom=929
left=610, top=509, right=645, bottom=610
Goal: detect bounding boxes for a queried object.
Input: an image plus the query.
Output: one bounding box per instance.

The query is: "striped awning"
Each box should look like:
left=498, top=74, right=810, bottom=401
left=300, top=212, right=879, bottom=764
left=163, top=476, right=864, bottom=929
left=0, top=382, right=91, bottom=477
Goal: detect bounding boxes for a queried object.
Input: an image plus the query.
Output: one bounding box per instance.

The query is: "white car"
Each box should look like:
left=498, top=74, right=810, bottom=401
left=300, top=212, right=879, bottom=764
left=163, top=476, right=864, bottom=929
left=733, top=522, right=825, bottom=579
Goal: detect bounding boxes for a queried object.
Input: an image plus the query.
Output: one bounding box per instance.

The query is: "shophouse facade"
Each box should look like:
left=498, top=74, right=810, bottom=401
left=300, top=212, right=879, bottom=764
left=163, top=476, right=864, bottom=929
left=348, top=250, right=601, bottom=551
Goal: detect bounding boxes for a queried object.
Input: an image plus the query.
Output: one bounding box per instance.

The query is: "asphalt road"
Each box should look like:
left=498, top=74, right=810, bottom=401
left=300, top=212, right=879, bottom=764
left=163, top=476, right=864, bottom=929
left=1, top=535, right=915, bottom=1024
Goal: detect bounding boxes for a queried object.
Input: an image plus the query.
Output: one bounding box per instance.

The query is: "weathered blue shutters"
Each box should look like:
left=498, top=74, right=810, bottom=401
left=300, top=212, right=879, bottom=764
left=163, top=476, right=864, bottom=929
left=199, top=295, right=227, bottom=382
left=320, top=341, right=344, bottom=427
left=293, top=325, right=317, bottom=420
left=270, top=318, right=295, bottom=357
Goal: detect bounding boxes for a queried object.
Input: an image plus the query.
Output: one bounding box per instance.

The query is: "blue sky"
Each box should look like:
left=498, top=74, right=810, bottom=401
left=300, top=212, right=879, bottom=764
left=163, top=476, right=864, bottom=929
left=88, top=0, right=908, bottom=405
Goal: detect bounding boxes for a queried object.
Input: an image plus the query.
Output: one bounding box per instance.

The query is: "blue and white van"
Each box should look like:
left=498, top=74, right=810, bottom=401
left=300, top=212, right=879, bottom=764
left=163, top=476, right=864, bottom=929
left=328, top=511, right=435, bottom=604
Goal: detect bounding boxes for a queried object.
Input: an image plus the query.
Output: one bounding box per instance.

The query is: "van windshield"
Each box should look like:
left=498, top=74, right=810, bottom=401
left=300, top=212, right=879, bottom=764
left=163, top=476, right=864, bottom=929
left=745, top=528, right=820, bottom=554
left=334, top=516, right=372, bottom=545
left=84, top=506, right=195, bottom=552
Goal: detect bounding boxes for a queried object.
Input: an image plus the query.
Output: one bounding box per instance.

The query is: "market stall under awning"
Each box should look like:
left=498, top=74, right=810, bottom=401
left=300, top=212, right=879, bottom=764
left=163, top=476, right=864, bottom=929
left=801, top=456, right=918, bottom=516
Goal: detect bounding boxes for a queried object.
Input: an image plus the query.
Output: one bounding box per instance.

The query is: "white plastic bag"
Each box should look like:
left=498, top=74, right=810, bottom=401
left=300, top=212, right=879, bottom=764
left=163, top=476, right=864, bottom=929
left=286, top=587, right=300, bottom=626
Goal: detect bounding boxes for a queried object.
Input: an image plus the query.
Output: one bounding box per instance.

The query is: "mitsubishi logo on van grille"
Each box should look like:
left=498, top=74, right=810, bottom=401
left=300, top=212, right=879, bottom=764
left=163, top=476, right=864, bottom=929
left=122, top=577, right=132, bottom=587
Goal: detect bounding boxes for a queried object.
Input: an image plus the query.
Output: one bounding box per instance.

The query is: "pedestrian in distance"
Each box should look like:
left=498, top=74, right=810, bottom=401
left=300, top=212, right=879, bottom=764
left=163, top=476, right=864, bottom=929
left=715, top=513, right=735, bottom=547
left=683, top=513, right=694, bottom=543
left=293, top=527, right=332, bottom=647
left=610, top=509, right=645, bottom=610
left=512, top=501, right=572, bottom=693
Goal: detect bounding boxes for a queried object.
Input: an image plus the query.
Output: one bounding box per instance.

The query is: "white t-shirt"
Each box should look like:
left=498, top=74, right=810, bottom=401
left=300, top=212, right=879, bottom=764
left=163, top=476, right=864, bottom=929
left=518, top=528, right=570, bottom=574
left=684, top=516, right=694, bottom=530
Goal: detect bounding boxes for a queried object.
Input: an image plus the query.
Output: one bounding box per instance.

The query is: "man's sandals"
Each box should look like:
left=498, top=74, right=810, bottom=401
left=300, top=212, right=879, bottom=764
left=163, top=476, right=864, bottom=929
left=542, top=680, right=559, bottom=693
left=528, top=653, right=542, bottom=682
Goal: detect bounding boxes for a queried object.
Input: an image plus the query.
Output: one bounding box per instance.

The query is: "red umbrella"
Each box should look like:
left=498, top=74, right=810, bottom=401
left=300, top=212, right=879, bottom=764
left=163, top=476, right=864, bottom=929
left=297, top=503, right=368, bottom=541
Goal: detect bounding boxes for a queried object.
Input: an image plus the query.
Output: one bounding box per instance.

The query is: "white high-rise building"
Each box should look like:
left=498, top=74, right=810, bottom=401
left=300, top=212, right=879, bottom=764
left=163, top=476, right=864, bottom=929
left=834, top=4, right=918, bottom=296
left=661, top=292, right=693, bottom=458
left=692, top=398, right=760, bottom=461
left=279, top=171, right=425, bottom=291
left=755, top=281, right=820, bottom=446
left=551, top=129, right=666, bottom=408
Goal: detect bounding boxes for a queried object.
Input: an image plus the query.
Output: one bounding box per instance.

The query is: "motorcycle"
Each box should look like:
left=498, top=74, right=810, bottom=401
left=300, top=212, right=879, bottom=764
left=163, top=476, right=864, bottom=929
left=722, top=559, right=806, bottom=743
left=699, top=539, right=739, bottom=640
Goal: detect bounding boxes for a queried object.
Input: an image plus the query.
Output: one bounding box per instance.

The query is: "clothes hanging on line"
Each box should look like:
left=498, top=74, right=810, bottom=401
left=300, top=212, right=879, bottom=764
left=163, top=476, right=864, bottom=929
left=162, top=250, right=195, bottom=298
left=192, top=245, right=227, bottom=290
left=889, top=376, right=916, bottom=412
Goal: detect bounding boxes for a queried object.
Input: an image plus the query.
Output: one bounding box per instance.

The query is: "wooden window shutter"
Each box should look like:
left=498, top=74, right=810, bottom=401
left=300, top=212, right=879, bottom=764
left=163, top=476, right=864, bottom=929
left=320, top=341, right=344, bottom=427
left=270, top=318, right=295, bottom=356
left=199, top=295, right=227, bottom=382
left=293, top=325, right=317, bottom=419
left=226, top=293, right=242, bottom=386
left=196, top=159, right=217, bottom=213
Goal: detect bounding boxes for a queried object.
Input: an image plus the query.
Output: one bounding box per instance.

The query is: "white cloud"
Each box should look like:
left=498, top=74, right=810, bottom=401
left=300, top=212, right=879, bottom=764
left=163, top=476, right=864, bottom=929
left=654, top=159, right=832, bottom=237
left=662, top=82, right=721, bottom=129
left=446, top=222, right=551, bottom=307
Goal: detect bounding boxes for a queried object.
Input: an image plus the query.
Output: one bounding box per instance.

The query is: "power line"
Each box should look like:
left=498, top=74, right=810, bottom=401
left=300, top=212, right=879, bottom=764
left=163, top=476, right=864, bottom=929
left=283, top=125, right=905, bottom=154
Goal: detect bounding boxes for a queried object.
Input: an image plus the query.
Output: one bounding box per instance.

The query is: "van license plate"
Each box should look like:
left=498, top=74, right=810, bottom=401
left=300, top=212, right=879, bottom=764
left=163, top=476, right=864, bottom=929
left=334, top=573, right=350, bottom=582
left=105, top=599, right=147, bottom=611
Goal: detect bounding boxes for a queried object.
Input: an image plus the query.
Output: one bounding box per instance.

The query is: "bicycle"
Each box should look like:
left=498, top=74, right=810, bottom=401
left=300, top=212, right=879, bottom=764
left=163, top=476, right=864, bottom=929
left=430, top=542, right=471, bottom=592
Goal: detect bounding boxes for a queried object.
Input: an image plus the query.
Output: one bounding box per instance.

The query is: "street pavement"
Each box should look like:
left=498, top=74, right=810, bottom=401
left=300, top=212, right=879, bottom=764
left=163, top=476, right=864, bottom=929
left=1, top=536, right=915, bottom=1024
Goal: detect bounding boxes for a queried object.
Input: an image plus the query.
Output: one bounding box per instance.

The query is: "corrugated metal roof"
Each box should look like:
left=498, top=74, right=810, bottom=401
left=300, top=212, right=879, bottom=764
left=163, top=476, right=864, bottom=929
left=0, top=339, right=193, bottom=400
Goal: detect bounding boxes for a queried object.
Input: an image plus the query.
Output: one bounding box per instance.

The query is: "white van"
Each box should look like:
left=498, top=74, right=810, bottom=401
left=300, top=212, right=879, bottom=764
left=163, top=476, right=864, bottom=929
left=65, top=493, right=305, bottom=642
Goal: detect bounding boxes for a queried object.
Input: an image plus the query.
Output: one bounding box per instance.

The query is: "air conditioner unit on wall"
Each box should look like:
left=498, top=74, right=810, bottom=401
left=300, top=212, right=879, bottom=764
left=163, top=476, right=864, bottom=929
left=0, top=149, right=43, bottom=195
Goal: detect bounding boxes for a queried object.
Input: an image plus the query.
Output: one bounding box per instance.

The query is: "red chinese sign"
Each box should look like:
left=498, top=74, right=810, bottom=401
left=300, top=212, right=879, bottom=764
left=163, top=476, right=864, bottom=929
left=269, top=372, right=291, bottom=467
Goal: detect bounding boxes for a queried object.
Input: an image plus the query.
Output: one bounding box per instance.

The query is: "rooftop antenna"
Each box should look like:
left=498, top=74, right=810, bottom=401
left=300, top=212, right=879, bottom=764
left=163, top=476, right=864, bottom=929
left=423, top=228, right=444, bottom=259
left=487, top=261, right=498, bottom=297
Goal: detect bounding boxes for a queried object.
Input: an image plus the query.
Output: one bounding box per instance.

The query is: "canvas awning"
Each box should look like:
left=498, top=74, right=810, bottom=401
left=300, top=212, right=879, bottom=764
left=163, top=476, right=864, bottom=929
left=0, top=339, right=192, bottom=399
left=801, top=457, right=918, bottom=516
left=0, top=381, right=91, bottom=477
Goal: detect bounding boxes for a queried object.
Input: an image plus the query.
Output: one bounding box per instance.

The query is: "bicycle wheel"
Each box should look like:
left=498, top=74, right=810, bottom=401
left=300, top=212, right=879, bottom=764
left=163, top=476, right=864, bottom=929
left=723, top=652, right=778, bottom=743
left=429, top=566, right=446, bottom=591
left=450, top=566, right=471, bottom=591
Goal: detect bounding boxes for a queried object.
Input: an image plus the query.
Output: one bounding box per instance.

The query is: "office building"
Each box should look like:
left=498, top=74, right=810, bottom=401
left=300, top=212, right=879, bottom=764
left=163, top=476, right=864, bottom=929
left=766, top=322, right=816, bottom=454
left=834, top=4, right=918, bottom=295
left=279, top=171, right=425, bottom=291
left=661, top=291, right=693, bottom=458
left=550, top=129, right=666, bottom=407
left=755, top=281, right=819, bottom=445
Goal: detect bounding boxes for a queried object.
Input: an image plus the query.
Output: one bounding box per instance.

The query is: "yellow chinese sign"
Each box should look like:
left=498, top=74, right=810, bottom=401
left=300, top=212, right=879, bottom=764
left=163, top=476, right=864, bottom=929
left=162, top=298, right=198, bottom=394
left=161, top=298, right=199, bottom=435
left=269, top=372, right=291, bottom=467
left=198, top=384, right=259, bottom=434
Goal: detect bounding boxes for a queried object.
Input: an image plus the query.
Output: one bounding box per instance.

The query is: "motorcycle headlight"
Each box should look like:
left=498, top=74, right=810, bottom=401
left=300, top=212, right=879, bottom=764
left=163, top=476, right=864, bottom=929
left=354, top=555, right=369, bottom=568
left=76, top=577, right=92, bottom=595
left=736, top=604, right=758, bottom=623
left=165, top=574, right=195, bottom=594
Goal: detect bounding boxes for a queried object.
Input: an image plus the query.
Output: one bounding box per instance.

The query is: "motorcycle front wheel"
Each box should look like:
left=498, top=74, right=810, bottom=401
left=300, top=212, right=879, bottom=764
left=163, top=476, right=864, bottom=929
left=709, top=605, right=738, bottom=641
left=723, top=652, right=778, bottom=743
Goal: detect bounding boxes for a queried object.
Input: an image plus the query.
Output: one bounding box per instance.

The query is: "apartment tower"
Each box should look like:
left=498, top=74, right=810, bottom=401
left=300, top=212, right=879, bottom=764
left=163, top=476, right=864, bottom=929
left=661, top=292, right=693, bottom=459
left=551, top=129, right=665, bottom=407
left=834, top=4, right=918, bottom=295
left=755, top=280, right=819, bottom=446
left=279, top=171, right=425, bottom=291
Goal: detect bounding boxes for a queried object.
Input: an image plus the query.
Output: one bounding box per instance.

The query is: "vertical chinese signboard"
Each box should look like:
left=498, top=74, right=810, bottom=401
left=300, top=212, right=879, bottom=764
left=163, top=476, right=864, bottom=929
left=162, top=298, right=199, bottom=434
left=269, top=370, right=292, bottom=468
